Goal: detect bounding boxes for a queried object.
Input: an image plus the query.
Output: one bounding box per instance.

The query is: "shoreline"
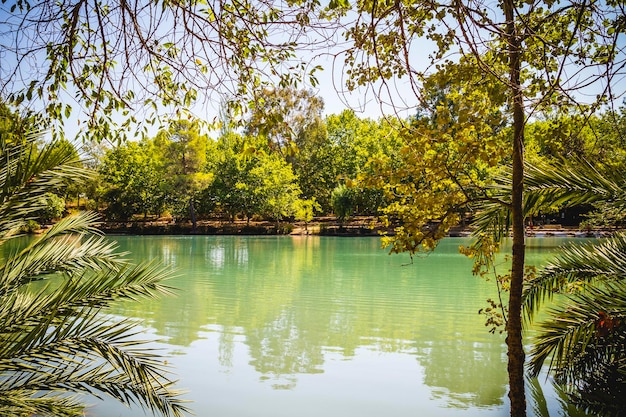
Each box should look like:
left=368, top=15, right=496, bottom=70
left=97, top=217, right=614, bottom=238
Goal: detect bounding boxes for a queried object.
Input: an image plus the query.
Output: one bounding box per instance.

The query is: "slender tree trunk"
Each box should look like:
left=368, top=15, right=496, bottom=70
left=189, top=199, right=197, bottom=233
left=504, top=0, right=526, bottom=416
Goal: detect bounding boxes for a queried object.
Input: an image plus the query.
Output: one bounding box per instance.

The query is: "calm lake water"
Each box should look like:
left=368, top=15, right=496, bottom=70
left=89, top=235, right=592, bottom=417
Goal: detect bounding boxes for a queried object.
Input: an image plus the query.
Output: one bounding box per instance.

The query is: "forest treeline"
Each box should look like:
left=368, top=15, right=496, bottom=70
left=8, top=87, right=626, bottom=232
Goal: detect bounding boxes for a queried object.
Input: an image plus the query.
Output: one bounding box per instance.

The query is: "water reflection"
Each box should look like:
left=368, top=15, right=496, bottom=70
left=98, top=236, right=588, bottom=417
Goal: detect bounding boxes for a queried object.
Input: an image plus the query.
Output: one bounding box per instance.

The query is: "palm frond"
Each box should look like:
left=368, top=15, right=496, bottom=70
left=0, top=393, right=84, bottom=417
left=524, top=158, right=626, bottom=209
left=0, top=314, right=188, bottom=417
left=0, top=234, right=123, bottom=298
left=0, top=262, right=176, bottom=355
left=470, top=158, right=626, bottom=245
left=528, top=281, right=626, bottom=383
left=0, top=132, right=90, bottom=237
left=0, top=261, right=187, bottom=417
left=1, top=123, right=188, bottom=416
left=524, top=233, right=626, bottom=320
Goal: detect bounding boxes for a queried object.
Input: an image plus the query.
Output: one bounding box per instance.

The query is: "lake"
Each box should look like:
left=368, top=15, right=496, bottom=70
left=91, top=235, right=592, bottom=417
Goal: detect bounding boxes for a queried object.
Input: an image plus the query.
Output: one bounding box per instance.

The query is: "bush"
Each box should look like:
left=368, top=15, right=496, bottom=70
left=19, top=220, right=41, bottom=234
left=37, top=192, right=65, bottom=223
left=331, top=184, right=356, bottom=222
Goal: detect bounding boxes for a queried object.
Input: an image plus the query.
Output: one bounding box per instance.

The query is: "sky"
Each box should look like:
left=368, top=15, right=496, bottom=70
left=1, top=1, right=625, bottom=143
left=0, top=0, right=431, bottom=143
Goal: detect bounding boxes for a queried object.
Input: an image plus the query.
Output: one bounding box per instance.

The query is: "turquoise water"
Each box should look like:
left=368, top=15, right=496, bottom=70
left=89, top=236, right=590, bottom=417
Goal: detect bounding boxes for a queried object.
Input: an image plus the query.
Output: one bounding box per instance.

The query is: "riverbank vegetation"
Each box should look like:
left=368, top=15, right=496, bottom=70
left=12, top=95, right=626, bottom=237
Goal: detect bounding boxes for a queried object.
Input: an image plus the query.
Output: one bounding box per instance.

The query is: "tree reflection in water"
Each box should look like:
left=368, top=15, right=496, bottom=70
left=100, top=235, right=591, bottom=417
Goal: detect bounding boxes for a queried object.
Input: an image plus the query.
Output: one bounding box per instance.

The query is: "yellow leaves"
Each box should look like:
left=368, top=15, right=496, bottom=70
left=362, top=58, right=511, bottom=257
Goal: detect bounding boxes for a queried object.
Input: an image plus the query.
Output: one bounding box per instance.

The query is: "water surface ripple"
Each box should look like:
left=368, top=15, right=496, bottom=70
left=92, top=235, right=591, bottom=417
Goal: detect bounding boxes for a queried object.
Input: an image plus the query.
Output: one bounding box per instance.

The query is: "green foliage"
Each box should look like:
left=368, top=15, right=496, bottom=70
left=37, top=192, right=65, bottom=223
left=495, top=158, right=626, bottom=415
left=19, top=219, right=41, bottom=234
left=250, top=153, right=303, bottom=223
left=294, top=198, right=321, bottom=224
left=205, top=133, right=262, bottom=221
left=326, top=110, right=402, bottom=215
left=99, top=140, right=167, bottom=220
left=243, top=88, right=344, bottom=212
left=525, top=238, right=626, bottom=416
left=244, top=88, right=324, bottom=155
left=0, top=121, right=188, bottom=416
left=331, top=184, right=355, bottom=222
left=365, top=59, right=509, bottom=254
left=205, top=132, right=305, bottom=223
left=156, top=120, right=212, bottom=229
left=1, top=0, right=328, bottom=142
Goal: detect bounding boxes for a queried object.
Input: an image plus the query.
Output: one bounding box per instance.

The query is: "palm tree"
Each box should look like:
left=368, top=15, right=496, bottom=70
left=467, top=156, right=626, bottom=415
left=525, top=236, right=626, bottom=416
left=0, top=127, right=188, bottom=416
left=505, top=158, right=626, bottom=416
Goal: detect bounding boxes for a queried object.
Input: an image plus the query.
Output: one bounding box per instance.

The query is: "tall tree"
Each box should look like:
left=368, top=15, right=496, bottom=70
left=244, top=88, right=325, bottom=155
left=335, top=2, right=626, bottom=416
left=99, top=139, right=166, bottom=220
left=156, top=120, right=211, bottom=231
left=250, top=153, right=303, bottom=225
left=242, top=88, right=338, bottom=210
left=205, top=132, right=263, bottom=222
left=327, top=110, right=403, bottom=217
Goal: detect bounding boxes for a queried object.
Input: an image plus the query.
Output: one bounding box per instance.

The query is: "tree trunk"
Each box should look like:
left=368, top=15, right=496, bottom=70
left=504, top=0, right=527, bottom=416
left=189, top=199, right=197, bottom=233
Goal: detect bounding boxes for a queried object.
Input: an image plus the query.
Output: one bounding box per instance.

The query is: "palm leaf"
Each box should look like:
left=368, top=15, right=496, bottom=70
left=0, top=261, right=188, bottom=417
left=0, top=133, right=90, bottom=237
left=524, top=158, right=626, bottom=210
left=470, top=158, right=626, bottom=245
left=528, top=282, right=626, bottom=379
left=0, top=393, right=85, bottom=417
left=524, top=233, right=626, bottom=320
left=0, top=123, right=188, bottom=416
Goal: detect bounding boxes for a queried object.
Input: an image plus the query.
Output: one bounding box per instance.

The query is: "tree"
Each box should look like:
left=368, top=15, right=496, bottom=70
left=204, top=132, right=260, bottom=222
left=249, top=153, right=303, bottom=226
left=206, top=131, right=305, bottom=224
left=99, top=140, right=166, bottom=220
left=331, top=184, right=356, bottom=223
left=244, top=88, right=325, bottom=155
left=0, top=124, right=187, bottom=416
left=36, top=192, right=66, bottom=223
left=336, top=2, right=626, bottom=415
left=327, top=110, right=403, bottom=216
left=294, top=198, right=321, bottom=231
left=365, top=58, right=508, bottom=252
left=156, top=120, right=211, bottom=231
left=243, top=88, right=339, bottom=212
